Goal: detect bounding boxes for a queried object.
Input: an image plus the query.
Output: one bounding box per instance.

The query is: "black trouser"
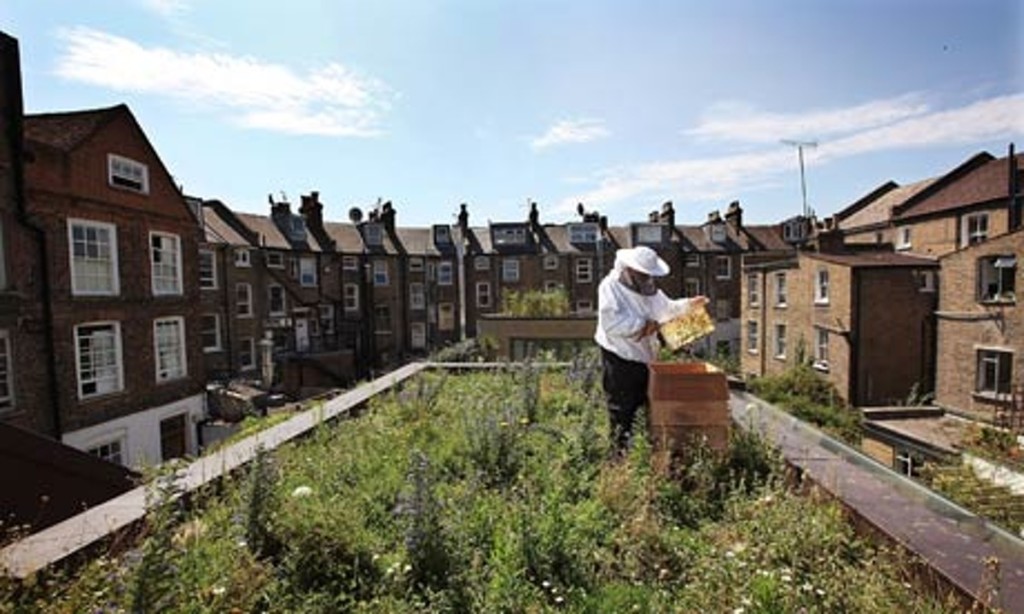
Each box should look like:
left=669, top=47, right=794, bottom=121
left=600, top=347, right=649, bottom=451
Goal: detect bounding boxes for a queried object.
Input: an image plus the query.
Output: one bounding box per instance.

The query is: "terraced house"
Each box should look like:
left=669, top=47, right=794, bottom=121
left=21, top=103, right=205, bottom=467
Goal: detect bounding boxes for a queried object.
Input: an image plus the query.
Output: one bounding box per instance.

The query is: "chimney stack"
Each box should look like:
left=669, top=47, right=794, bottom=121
left=660, top=201, right=675, bottom=228
left=299, top=191, right=324, bottom=229
left=724, top=200, right=743, bottom=229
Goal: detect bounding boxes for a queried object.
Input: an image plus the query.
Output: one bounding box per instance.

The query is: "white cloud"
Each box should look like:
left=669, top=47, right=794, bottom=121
left=530, top=118, right=610, bottom=150
left=562, top=93, right=1024, bottom=216
left=686, top=94, right=931, bottom=143
left=54, top=27, right=393, bottom=137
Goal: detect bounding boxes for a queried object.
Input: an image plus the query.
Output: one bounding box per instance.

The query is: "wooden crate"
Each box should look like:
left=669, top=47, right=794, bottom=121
left=648, top=361, right=730, bottom=452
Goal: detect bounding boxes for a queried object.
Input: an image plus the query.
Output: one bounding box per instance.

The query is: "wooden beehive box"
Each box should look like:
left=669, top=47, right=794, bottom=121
left=647, top=361, right=730, bottom=452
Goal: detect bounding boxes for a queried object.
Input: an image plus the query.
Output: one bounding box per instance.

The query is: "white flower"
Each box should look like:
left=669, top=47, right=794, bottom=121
left=291, top=485, right=313, bottom=498
left=212, top=586, right=226, bottom=596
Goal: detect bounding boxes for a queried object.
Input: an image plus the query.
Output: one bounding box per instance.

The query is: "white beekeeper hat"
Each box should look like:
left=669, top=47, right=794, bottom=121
left=615, top=246, right=670, bottom=277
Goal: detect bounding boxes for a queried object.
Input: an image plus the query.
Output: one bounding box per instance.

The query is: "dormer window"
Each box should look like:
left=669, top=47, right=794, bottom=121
left=434, top=225, right=452, bottom=244
left=363, top=223, right=383, bottom=247
left=289, top=215, right=307, bottom=241
left=568, top=223, right=598, bottom=244
left=963, top=213, right=989, bottom=247
left=493, top=226, right=528, bottom=246
left=634, top=224, right=664, bottom=245
left=108, top=154, right=149, bottom=194
left=710, top=223, right=727, bottom=243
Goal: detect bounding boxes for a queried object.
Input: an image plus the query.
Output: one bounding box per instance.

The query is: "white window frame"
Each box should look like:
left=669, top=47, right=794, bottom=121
left=266, top=251, right=285, bottom=269
left=544, top=280, right=561, bottom=293
left=775, top=272, right=788, bottom=307
left=438, top=261, right=454, bottom=285
left=344, top=283, right=360, bottom=312
left=154, top=316, right=187, bottom=382
left=409, top=257, right=424, bottom=273
left=814, top=327, right=830, bottom=371
left=774, top=323, right=787, bottom=359
left=75, top=321, right=123, bottom=399
left=88, top=438, right=125, bottom=465
left=299, top=256, right=317, bottom=287
left=635, top=224, right=664, bottom=244
left=107, top=153, right=149, bottom=194
left=410, top=322, right=427, bottom=349
left=410, top=282, right=426, bottom=310
left=474, top=256, right=490, bottom=271
left=476, top=281, right=491, bottom=308
left=342, top=255, right=358, bottom=271
left=502, top=258, right=520, bottom=283
left=234, top=248, right=251, bottom=268
left=373, top=260, right=389, bottom=286
left=199, top=249, right=217, bottom=290
left=746, top=320, right=758, bottom=354
left=69, top=219, right=119, bottom=296
left=543, top=255, right=559, bottom=271
left=963, top=212, right=989, bottom=247
left=493, top=226, right=527, bottom=246
left=268, top=283, right=287, bottom=316
left=438, top=302, right=455, bottom=331
left=896, top=227, right=911, bottom=250
left=575, top=258, right=593, bottom=283
left=568, top=223, right=599, bottom=244
left=239, top=337, right=255, bottom=371
left=150, top=232, right=182, bottom=296
left=918, top=270, right=936, bottom=293
left=685, top=254, right=700, bottom=268
left=0, top=330, right=12, bottom=411
left=434, top=225, right=452, bottom=244
left=747, top=273, right=759, bottom=307
left=715, top=256, right=731, bottom=280
left=976, top=348, right=1013, bottom=396
left=236, top=283, right=253, bottom=318
left=978, top=255, right=1017, bottom=302
left=576, top=300, right=594, bottom=313
left=815, top=268, right=830, bottom=305
left=201, top=313, right=222, bottom=353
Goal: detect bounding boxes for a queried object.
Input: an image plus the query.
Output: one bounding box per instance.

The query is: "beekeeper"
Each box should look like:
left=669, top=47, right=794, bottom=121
left=594, top=246, right=708, bottom=452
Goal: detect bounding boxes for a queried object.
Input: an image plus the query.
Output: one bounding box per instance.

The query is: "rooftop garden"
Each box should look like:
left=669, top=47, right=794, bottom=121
left=1, top=357, right=961, bottom=612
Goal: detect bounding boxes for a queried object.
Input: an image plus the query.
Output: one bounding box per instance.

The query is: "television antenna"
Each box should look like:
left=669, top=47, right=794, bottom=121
left=781, top=139, right=817, bottom=218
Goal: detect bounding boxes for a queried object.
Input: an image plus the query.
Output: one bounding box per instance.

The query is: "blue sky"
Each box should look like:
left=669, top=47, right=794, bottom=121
left=3, top=0, right=1022, bottom=228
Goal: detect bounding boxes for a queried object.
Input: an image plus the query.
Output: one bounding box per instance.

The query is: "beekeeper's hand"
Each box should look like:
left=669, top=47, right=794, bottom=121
left=632, top=319, right=660, bottom=340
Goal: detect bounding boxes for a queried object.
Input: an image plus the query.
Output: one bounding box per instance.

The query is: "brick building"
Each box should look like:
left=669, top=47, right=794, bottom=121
left=22, top=104, right=205, bottom=467
left=742, top=249, right=938, bottom=406
left=0, top=33, right=54, bottom=437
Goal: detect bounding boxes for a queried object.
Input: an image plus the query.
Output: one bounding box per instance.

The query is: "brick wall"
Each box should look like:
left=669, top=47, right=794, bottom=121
left=935, top=229, right=1024, bottom=420
left=24, top=108, right=205, bottom=435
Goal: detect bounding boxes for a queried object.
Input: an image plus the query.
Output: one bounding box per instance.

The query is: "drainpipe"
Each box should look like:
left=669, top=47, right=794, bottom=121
left=12, top=97, right=62, bottom=437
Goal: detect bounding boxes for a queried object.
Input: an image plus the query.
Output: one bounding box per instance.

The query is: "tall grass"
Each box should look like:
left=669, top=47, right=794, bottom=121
left=1, top=361, right=961, bottom=612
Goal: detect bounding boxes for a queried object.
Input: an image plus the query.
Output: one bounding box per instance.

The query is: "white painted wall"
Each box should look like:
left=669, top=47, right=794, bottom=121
left=62, top=393, right=205, bottom=468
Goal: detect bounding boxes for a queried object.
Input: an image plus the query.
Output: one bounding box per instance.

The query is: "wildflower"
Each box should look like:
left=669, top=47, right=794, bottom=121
left=291, top=485, right=313, bottom=498
left=500, top=421, right=510, bottom=428
left=542, top=580, right=551, bottom=589
left=212, top=586, right=226, bottom=596
left=815, top=588, right=826, bottom=596
left=519, top=417, right=530, bottom=425
left=554, top=596, right=564, bottom=605
left=801, top=582, right=813, bottom=592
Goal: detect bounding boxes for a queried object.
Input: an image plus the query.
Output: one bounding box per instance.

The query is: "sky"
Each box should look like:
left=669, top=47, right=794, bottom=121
left=2, top=0, right=1023, bottom=229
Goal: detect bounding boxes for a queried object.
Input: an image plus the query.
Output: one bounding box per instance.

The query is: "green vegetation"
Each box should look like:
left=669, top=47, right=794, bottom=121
left=501, top=288, right=570, bottom=317
left=1, top=362, right=958, bottom=612
left=922, top=463, right=1024, bottom=538
left=749, top=363, right=863, bottom=444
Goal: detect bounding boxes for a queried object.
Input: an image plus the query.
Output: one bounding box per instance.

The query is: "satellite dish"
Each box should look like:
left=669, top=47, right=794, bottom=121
left=348, top=207, right=363, bottom=223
